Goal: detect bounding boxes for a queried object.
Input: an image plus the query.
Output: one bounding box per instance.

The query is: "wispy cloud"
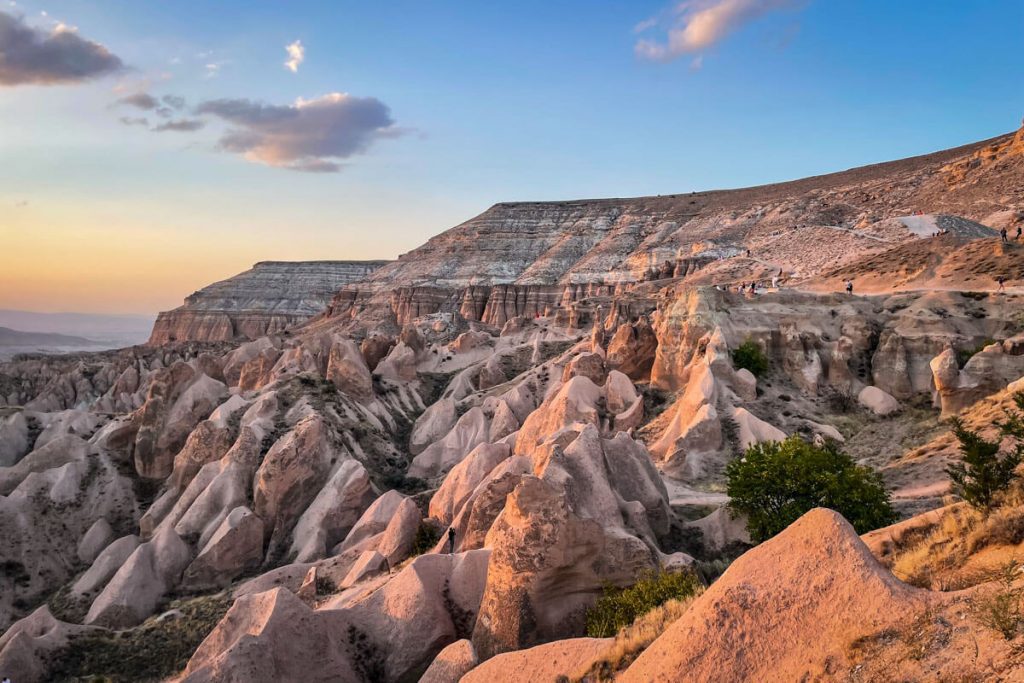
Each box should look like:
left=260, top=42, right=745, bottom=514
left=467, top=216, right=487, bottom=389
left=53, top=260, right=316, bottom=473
left=118, top=116, right=150, bottom=127
left=196, top=92, right=401, bottom=172
left=284, top=40, right=304, bottom=73
left=14, top=199, right=29, bottom=207
left=0, top=9, right=124, bottom=85
left=117, top=92, right=159, bottom=110
left=635, top=0, right=799, bottom=63
left=152, top=118, right=205, bottom=133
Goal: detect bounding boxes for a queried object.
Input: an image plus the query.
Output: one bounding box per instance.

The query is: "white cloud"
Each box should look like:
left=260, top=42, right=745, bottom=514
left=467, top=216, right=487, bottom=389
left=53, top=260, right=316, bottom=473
left=635, top=0, right=798, bottom=62
left=284, top=40, right=304, bottom=73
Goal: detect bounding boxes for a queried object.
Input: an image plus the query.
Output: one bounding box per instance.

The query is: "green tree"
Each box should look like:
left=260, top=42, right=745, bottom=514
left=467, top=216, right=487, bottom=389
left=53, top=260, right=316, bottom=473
left=731, top=339, right=769, bottom=377
left=946, top=392, right=1024, bottom=509
left=726, top=435, right=896, bottom=543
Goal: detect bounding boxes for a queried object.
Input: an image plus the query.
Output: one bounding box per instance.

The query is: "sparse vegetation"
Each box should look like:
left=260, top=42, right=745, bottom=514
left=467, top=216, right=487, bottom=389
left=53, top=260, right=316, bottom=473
left=726, top=435, right=896, bottom=543
left=48, top=594, right=231, bottom=682
left=573, top=596, right=701, bottom=681
left=412, top=520, right=442, bottom=556
left=973, top=561, right=1023, bottom=640
left=946, top=392, right=1024, bottom=509
left=887, top=486, right=1024, bottom=590
left=584, top=570, right=703, bottom=639
left=731, top=339, right=769, bottom=377
left=956, top=338, right=996, bottom=367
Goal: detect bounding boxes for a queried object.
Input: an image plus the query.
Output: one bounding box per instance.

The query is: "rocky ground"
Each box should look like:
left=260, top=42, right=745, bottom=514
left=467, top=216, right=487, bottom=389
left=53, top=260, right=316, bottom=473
left=2, top=126, right=1024, bottom=682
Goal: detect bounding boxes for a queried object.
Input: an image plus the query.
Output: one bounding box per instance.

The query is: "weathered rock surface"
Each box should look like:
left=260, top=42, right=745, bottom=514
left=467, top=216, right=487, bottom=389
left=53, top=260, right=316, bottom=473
left=149, top=260, right=389, bottom=344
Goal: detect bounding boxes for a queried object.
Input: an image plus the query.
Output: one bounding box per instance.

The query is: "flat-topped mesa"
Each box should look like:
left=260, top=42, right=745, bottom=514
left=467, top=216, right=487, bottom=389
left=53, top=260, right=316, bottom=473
left=323, top=129, right=1018, bottom=329
left=149, top=260, right=390, bottom=344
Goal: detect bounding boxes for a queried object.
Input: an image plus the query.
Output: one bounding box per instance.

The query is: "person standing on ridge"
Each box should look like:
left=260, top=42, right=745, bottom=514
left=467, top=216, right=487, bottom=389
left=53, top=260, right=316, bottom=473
left=1001, top=227, right=1008, bottom=243
left=997, top=276, right=1006, bottom=292
left=845, top=279, right=854, bottom=296
left=447, top=527, right=456, bottom=554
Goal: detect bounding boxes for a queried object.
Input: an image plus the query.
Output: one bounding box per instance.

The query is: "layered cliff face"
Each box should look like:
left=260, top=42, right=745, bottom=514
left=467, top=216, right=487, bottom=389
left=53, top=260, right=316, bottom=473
left=327, top=131, right=1015, bottom=331
left=149, top=261, right=390, bottom=344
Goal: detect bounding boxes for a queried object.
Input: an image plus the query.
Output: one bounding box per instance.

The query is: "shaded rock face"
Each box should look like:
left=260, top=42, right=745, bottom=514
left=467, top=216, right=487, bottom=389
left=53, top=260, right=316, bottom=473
left=149, top=260, right=390, bottom=344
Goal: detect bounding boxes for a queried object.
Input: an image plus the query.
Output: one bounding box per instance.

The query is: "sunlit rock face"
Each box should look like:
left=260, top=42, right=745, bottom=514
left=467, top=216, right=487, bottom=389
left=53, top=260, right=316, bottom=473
left=149, top=260, right=390, bottom=344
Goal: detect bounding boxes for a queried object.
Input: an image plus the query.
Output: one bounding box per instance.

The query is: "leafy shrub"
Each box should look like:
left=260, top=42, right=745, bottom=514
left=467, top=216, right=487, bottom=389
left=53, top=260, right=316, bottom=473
left=726, top=435, right=896, bottom=543
left=585, top=570, right=703, bottom=638
left=731, top=339, right=769, bottom=377
left=946, top=393, right=1024, bottom=509
left=411, top=521, right=442, bottom=556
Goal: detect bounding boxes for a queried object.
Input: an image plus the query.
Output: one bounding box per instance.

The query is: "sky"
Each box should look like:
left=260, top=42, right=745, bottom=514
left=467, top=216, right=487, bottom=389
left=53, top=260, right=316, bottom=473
left=1, top=0, right=1022, bottom=315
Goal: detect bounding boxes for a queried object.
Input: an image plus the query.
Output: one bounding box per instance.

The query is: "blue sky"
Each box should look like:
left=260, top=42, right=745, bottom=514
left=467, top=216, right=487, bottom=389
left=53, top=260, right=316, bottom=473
left=1, top=0, right=1022, bottom=313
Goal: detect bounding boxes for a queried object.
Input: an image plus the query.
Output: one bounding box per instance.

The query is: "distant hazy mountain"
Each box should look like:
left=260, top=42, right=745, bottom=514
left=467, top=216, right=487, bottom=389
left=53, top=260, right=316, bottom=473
left=0, top=310, right=155, bottom=359
left=0, top=326, right=93, bottom=347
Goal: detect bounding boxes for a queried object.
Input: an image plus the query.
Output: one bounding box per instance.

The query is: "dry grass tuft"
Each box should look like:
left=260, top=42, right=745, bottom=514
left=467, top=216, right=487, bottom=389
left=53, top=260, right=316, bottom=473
left=571, top=593, right=702, bottom=682
left=889, top=482, right=1024, bottom=590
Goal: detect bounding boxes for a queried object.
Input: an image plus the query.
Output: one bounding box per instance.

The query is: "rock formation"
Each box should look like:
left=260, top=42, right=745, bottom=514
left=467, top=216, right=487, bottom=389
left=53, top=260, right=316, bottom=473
left=149, top=260, right=390, bottom=344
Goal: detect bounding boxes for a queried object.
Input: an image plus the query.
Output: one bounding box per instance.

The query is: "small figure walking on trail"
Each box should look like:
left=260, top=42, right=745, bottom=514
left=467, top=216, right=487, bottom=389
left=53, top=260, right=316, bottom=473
left=1016, top=224, right=1022, bottom=241
left=997, top=276, right=1006, bottom=292
left=447, top=527, right=456, bottom=554
left=845, top=279, right=854, bottom=296
left=1001, top=227, right=1008, bottom=243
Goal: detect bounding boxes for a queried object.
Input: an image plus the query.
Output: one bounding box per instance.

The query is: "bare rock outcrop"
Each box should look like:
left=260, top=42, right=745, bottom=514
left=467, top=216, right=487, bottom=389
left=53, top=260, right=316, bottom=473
left=621, top=509, right=930, bottom=682
left=149, top=260, right=389, bottom=344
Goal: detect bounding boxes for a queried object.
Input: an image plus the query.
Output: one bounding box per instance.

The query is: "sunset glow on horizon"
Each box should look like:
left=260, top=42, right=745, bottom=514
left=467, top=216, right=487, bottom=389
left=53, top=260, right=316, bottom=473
left=2, top=0, right=1022, bottom=315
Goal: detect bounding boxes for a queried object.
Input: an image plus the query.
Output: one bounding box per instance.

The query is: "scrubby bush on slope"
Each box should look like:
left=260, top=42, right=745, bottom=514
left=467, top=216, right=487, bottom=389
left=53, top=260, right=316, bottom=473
left=726, top=435, right=895, bottom=542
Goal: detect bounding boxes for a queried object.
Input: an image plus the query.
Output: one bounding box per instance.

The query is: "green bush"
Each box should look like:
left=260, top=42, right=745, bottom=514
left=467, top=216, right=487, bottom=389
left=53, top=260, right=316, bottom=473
left=726, top=435, right=896, bottom=543
left=731, top=339, right=769, bottom=376
left=957, top=339, right=996, bottom=368
left=585, top=570, right=703, bottom=638
left=411, top=521, right=442, bottom=556
left=946, top=392, right=1024, bottom=509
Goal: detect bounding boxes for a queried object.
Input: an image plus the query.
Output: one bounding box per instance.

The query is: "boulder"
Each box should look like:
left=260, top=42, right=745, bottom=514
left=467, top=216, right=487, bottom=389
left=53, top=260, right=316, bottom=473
left=731, top=407, right=786, bottom=449
left=462, top=638, right=612, bottom=683
left=858, top=385, right=901, bottom=416
left=420, top=639, right=479, bottom=683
